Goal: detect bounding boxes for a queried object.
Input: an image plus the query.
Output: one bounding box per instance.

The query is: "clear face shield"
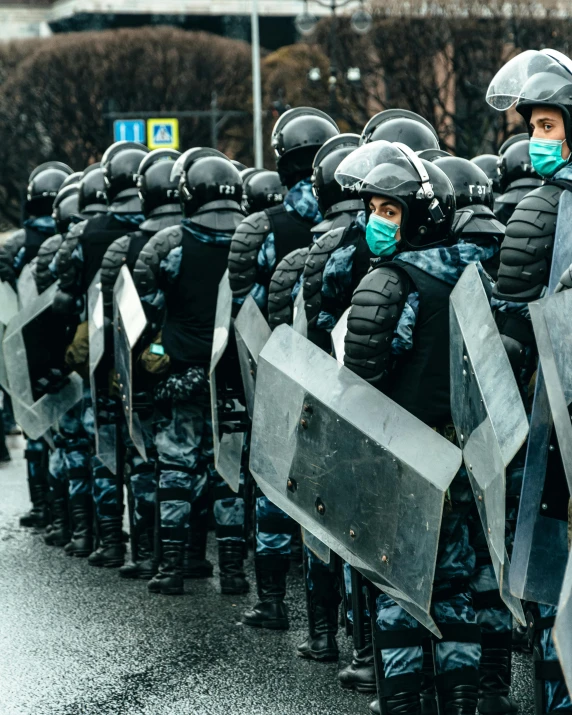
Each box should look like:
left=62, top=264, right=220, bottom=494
left=486, top=49, right=572, bottom=111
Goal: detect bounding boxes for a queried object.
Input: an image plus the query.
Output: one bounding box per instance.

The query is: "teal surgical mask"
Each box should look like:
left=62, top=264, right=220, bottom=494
left=366, top=214, right=399, bottom=257
left=529, top=137, right=570, bottom=178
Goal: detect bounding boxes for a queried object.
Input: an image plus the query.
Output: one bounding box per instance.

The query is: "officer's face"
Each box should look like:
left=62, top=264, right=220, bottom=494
left=369, top=195, right=402, bottom=242
left=530, top=107, right=571, bottom=159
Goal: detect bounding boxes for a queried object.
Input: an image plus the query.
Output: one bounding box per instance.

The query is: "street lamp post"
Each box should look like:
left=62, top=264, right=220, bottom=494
left=251, top=0, right=264, bottom=168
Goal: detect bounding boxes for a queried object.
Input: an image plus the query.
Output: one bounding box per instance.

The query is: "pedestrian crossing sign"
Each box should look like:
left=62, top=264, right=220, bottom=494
left=147, top=118, right=179, bottom=150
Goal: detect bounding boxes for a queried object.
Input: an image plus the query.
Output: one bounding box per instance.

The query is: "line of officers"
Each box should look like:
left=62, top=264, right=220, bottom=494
left=1, top=48, right=571, bottom=715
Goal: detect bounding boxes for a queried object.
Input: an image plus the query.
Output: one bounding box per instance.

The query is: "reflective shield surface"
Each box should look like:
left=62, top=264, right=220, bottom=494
left=331, top=308, right=350, bottom=364
left=292, top=289, right=308, bottom=337
left=88, top=271, right=116, bottom=473
left=0, top=280, right=19, bottom=392
left=450, top=264, right=528, bottom=622
left=234, top=295, right=271, bottom=420
left=554, top=548, right=572, bottom=696
left=510, top=190, right=572, bottom=605
left=113, top=266, right=147, bottom=461
left=209, top=271, right=245, bottom=493
left=17, top=262, right=39, bottom=310
left=249, top=324, right=462, bottom=635
left=4, top=282, right=83, bottom=439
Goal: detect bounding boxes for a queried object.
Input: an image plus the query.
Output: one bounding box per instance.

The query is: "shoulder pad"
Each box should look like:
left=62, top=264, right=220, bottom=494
left=302, top=226, right=347, bottom=327
left=100, top=234, right=131, bottom=307
left=0, top=228, right=25, bottom=284
left=344, top=265, right=408, bottom=388
left=67, top=219, right=88, bottom=240
left=133, top=225, right=182, bottom=296
left=311, top=212, right=354, bottom=235
left=494, top=183, right=563, bottom=302
left=228, top=211, right=271, bottom=298
left=267, top=247, right=309, bottom=330
left=55, top=230, right=83, bottom=291
left=35, top=234, right=63, bottom=293
left=453, top=206, right=505, bottom=238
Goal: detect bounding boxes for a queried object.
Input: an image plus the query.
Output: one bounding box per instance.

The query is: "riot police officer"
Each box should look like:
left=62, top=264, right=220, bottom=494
left=495, top=135, right=542, bottom=225
left=134, top=149, right=246, bottom=596
left=241, top=169, right=286, bottom=216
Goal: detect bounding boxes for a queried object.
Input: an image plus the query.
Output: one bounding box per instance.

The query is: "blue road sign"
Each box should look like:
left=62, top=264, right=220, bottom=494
left=113, top=119, right=146, bottom=144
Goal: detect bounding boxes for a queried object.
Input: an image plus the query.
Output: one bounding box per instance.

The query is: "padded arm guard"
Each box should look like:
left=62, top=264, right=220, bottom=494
left=0, top=228, right=25, bottom=285
left=494, top=184, right=562, bottom=302
left=302, top=226, right=346, bottom=328
left=34, top=233, right=63, bottom=294
left=133, top=225, right=182, bottom=297
left=227, top=211, right=271, bottom=298
left=100, top=234, right=131, bottom=308
left=344, top=265, right=408, bottom=388
left=54, top=220, right=86, bottom=293
left=267, top=247, right=309, bottom=331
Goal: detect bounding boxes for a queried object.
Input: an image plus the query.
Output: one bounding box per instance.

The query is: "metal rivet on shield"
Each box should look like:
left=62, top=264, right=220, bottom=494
left=287, top=478, right=297, bottom=493
left=349, top=529, right=356, bottom=538
left=468, top=465, right=472, bottom=471
left=303, top=403, right=313, bottom=414
left=382, top=555, right=388, bottom=563
left=250, top=370, right=255, bottom=377
left=316, top=498, right=325, bottom=515
left=549, top=445, right=555, bottom=452
left=300, top=419, right=308, bottom=429
left=542, top=503, right=548, bottom=511
left=488, top=527, right=491, bottom=534
left=462, top=369, right=467, bottom=376
left=463, top=355, right=468, bottom=362
left=460, top=434, right=464, bottom=442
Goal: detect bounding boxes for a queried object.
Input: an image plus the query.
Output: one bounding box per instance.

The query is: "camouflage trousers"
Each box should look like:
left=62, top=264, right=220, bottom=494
left=255, top=495, right=293, bottom=556
left=26, top=437, right=49, bottom=495
left=375, top=471, right=481, bottom=681
left=538, top=604, right=572, bottom=712
left=49, top=394, right=92, bottom=499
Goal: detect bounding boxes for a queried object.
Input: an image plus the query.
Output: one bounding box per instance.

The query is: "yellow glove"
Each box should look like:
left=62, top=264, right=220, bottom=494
left=138, top=332, right=171, bottom=376
left=64, top=321, right=90, bottom=379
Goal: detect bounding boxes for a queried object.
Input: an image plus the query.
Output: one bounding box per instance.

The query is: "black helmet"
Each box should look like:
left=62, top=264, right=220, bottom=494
left=432, top=156, right=495, bottom=210
left=26, top=161, right=73, bottom=217
left=336, top=140, right=456, bottom=250
left=52, top=184, right=80, bottom=235
left=240, top=167, right=260, bottom=184
left=101, top=141, right=149, bottom=212
left=78, top=163, right=107, bottom=216
left=231, top=160, right=248, bottom=172
left=271, top=107, right=339, bottom=188
left=470, top=155, right=501, bottom=194
left=177, top=150, right=244, bottom=230
left=311, top=133, right=361, bottom=216
left=498, top=132, right=529, bottom=156
left=417, top=148, right=450, bottom=162
left=60, top=172, right=83, bottom=190
left=497, top=138, right=538, bottom=191
left=136, top=149, right=181, bottom=218
left=360, top=109, right=440, bottom=151
left=241, top=170, right=286, bottom=215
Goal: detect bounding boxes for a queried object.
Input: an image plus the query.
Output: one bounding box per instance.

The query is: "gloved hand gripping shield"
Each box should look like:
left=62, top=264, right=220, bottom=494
left=249, top=324, right=462, bottom=635
left=450, top=263, right=527, bottom=624
left=234, top=295, right=271, bottom=421
left=3, top=282, right=83, bottom=439
left=113, top=265, right=148, bottom=461
left=88, top=271, right=116, bottom=473
left=0, top=280, right=19, bottom=392
left=510, top=190, right=572, bottom=607
left=209, top=270, right=247, bottom=493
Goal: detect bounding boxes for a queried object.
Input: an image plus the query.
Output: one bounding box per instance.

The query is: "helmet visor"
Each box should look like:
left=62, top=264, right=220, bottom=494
left=487, top=49, right=572, bottom=110
left=335, top=140, right=418, bottom=191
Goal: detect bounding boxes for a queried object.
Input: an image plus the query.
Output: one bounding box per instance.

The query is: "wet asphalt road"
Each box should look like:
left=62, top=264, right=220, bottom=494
left=0, top=435, right=535, bottom=715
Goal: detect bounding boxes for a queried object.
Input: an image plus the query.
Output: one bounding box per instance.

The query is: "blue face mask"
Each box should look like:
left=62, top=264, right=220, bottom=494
left=529, top=137, right=569, bottom=178
left=365, top=214, right=399, bottom=257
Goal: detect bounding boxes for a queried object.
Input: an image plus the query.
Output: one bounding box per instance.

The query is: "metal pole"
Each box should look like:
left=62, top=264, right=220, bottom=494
left=329, top=0, right=338, bottom=118
left=251, top=0, right=264, bottom=168
left=211, top=91, right=218, bottom=149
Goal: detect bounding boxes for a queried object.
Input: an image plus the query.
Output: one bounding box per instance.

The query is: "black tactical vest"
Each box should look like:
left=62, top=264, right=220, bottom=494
left=162, top=228, right=230, bottom=367
left=23, top=224, right=51, bottom=267
left=266, top=205, right=314, bottom=270
left=388, top=263, right=453, bottom=427
left=80, top=214, right=138, bottom=290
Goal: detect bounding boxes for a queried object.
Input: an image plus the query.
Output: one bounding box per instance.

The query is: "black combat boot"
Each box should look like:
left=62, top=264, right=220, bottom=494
left=88, top=515, right=125, bottom=567
left=44, top=477, right=70, bottom=547
left=218, top=540, right=249, bottom=594
left=119, top=527, right=158, bottom=579
left=66, top=493, right=93, bottom=557
left=478, top=632, right=518, bottom=715
left=339, top=619, right=377, bottom=692
left=436, top=668, right=480, bottom=715
left=148, top=543, right=185, bottom=595
left=242, top=555, right=289, bottom=630
left=369, top=699, right=381, bottom=715
left=183, top=507, right=213, bottom=579
left=20, top=449, right=49, bottom=528
left=297, top=565, right=340, bottom=662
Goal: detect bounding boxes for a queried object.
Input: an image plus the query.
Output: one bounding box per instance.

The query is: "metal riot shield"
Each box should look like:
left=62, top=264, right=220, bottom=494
left=88, top=271, right=116, bottom=473
left=292, top=289, right=308, bottom=337
left=450, top=263, right=527, bottom=623
left=0, top=280, right=19, bottom=393
left=17, top=262, right=39, bottom=310
left=209, top=270, right=247, bottom=493
left=511, top=190, right=572, bottom=605
left=249, top=324, right=463, bottom=635
left=555, top=548, right=572, bottom=697
left=113, top=265, right=147, bottom=461
left=331, top=308, right=350, bottom=364
left=3, top=282, right=83, bottom=439
left=234, top=295, right=271, bottom=420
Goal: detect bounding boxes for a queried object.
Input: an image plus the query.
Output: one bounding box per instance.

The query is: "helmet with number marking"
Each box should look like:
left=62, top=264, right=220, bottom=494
left=136, top=149, right=181, bottom=218
left=26, top=161, right=74, bottom=218
left=432, top=155, right=495, bottom=210
left=101, top=140, right=149, bottom=212
left=470, top=154, right=501, bottom=194
left=241, top=169, right=286, bottom=214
